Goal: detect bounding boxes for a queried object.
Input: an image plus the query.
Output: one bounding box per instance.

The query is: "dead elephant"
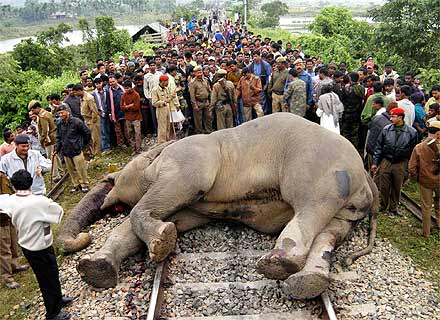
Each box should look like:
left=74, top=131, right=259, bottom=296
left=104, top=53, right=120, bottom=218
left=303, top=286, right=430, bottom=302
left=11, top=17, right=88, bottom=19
left=57, top=113, right=379, bottom=299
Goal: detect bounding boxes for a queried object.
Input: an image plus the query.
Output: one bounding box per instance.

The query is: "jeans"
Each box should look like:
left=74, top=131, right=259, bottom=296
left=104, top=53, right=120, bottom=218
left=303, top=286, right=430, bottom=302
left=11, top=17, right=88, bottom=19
left=100, top=116, right=111, bottom=151
left=235, top=98, right=246, bottom=125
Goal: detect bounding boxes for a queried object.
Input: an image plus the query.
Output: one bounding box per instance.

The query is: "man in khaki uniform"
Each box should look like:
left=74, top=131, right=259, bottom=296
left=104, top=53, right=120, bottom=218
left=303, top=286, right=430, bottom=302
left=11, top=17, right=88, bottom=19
left=189, top=66, right=212, bottom=133
left=28, top=100, right=61, bottom=181
left=73, top=84, right=101, bottom=157
left=268, top=56, right=289, bottom=112
left=152, top=74, right=179, bottom=143
left=409, top=121, right=440, bottom=236
left=211, top=69, right=236, bottom=130
left=0, top=171, right=28, bottom=289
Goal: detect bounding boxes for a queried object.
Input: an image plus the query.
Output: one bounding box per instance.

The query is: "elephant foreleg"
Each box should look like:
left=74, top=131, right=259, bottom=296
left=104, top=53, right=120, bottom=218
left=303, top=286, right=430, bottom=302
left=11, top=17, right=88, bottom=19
left=77, top=218, right=144, bottom=288
left=77, top=209, right=211, bottom=288
left=283, top=218, right=352, bottom=299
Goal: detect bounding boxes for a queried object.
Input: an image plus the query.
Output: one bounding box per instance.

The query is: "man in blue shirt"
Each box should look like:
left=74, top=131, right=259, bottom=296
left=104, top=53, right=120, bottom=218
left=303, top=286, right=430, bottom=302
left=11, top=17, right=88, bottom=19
left=248, top=50, right=272, bottom=115
left=285, top=58, right=315, bottom=121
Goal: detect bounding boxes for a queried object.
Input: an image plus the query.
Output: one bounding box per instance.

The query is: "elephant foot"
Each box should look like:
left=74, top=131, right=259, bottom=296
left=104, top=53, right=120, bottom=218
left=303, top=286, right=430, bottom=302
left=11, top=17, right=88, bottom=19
left=148, top=222, right=177, bottom=262
left=256, top=249, right=306, bottom=280
left=77, top=253, right=118, bottom=288
left=283, top=270, right=330, bottom=299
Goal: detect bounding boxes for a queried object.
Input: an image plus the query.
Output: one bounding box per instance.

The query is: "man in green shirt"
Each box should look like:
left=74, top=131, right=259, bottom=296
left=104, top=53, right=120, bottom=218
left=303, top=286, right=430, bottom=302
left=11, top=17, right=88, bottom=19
left=361, top=82, right=390, bottom=125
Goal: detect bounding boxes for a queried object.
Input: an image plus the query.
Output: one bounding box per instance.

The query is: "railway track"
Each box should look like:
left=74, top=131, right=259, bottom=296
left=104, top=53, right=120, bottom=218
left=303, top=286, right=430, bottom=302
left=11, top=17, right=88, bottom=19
left=145, top=223, right=337, bottom=320
left=401, top=191, right=438, bottom=227
left=46, top=173, right=69, bottom=200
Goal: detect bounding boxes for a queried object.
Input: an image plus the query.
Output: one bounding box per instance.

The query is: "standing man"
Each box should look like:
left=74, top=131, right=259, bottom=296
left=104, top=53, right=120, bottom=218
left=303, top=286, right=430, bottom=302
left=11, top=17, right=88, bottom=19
left=63, top=84, right=82, bottom=120
left=248, top=50, right=272, bottom=114
left=144, top=61, right=162, bottom=135
left=409, top=121, right=440, bottom=236
left=92, top=78, right=110, bottom=153
left=151, top=75, right=178, bottom=143
left=107, top=76, right=126, bottom=147
left=425, top=85, right=440, bottom=112
left=371, top=107, right=418, bottom=215
left=285, top=59, right=314, bottom=113
left=73, top=84, right=101, bottom=157
left=341, top=72, right=365, bottom=150
left=0, top=129, right=15, bottom=158
left=236, top=67, right=264, bottom=122
left=0, top=138, right=28, bottom=289
left=121, top=81, right=142, bottom=154
left=28, top=100, right=61, bottom=182
left=268, top=56, right=289, bottom=113
left=211, top=69, right=236, bottom=130
left=56, top=105, right=91, bottom=193
left=397, top=85, right=416, bottom=126
left=0, top=135, right=51, bottom=195
left=189, top=66, right=212, bottom=133
left=0, top=170, right=72, bottom=320
left=283, top=68, right=307, bottom=117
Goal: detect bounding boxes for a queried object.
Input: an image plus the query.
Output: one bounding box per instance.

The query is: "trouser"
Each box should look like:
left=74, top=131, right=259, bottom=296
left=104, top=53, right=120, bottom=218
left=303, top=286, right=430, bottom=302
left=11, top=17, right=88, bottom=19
left=193, top=101, right=213, bottom=133
left=125, top=120, right=142, bottom=152
left=271, top=93, right=285, bottom=113
left=235, top=98, right=246, bottom=125
left=374, top=159, right=407, bottom=212
left=420, top=185, right=440, bottom=236
left=245, top=103, right=264, bottom=122
left=260, top=91, right=270, bottom=115
left=100, top=116, right=111, bottom=151
left=156, top=107, right=170, bottom=144
left=0, top=219, right=20, bottom=284
left=22, top=246, right=62, bottom=320
left=65, top=152, right=89, bottom=188
left=113, top=119, right=127, bottom=146
left=216, top=104, right=234, bottom=130
left=341, top=119, right=360, bottom=150
left=147, top=99, right=158, bottom=134
left=45, top=144, right=61, bottom=180
left=87, top=119, right=101, bottom=157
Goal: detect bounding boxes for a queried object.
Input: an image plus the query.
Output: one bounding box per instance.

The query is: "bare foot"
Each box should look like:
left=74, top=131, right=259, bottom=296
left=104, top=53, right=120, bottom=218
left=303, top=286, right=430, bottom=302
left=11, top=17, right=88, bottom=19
left=148, top=222, right=177, bottom=262
left=283, top=270, right=330, bottom=299
left=77, top=253, right=118, bottom=288
left=256, top=249, right=306, bottom=280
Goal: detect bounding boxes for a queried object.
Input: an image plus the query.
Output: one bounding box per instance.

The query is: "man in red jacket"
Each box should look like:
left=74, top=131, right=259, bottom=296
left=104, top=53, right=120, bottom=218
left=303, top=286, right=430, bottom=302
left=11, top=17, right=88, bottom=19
left=121, top=81, right=142, bottom=154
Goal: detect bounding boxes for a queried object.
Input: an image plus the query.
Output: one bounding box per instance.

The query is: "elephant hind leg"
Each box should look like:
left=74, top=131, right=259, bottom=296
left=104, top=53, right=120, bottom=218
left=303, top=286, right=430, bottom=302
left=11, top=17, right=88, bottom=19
left=256, top=201, right=339, bottom=280
left=283, top=218, right=352, bottom=299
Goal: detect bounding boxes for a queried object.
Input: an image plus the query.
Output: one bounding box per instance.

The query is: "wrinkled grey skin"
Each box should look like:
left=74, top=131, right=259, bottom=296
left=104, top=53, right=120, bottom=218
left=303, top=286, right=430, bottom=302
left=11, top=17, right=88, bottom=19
left=62, top=113, right=378, bottom=298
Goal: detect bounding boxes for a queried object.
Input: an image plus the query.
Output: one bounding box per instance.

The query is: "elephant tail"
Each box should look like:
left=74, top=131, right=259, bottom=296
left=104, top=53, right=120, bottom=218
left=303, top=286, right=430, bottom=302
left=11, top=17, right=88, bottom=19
left=56, top=178, right=115, bottom=254
left=345, top=171, right=379, bottom=266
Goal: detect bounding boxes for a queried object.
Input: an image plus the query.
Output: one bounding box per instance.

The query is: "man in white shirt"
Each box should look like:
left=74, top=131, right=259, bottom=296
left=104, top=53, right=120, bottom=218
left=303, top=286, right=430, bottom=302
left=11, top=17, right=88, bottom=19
left=0, top=135, right=51, bottom=195
left=397, top=85, right=416, bottom=127
left=0, top=170, right=72, bottom=320
left=144, top=60, right=163, bottom=135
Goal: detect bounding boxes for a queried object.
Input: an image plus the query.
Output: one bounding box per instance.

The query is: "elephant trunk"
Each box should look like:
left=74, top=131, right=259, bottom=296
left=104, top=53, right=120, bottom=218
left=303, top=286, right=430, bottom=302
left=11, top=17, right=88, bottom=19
left=57, top=181, right=114, bottom=253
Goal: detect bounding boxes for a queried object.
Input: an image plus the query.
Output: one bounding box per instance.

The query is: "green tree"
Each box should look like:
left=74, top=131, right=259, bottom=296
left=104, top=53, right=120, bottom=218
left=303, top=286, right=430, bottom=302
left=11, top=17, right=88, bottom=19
left=172, top=5, right=200, bottom=22
left=370, top=0, right=440, bottom=69
left=95, top=16, right=132, bottom=60
left=254, top=0, right=288, bottom=28
left=37, top=22, right=72, bottom=46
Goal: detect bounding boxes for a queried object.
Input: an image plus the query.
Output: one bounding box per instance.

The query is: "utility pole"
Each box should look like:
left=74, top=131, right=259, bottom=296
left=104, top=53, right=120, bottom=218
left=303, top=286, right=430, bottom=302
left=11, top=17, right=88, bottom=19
left=243, top=0, right=247, bottom=25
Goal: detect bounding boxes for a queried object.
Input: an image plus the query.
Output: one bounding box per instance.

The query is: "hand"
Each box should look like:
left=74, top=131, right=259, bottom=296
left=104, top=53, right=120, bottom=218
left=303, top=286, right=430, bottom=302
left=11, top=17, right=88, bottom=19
left=35, top=166, right=42, bottom=177
left=371, top=165, right=378, bottom=174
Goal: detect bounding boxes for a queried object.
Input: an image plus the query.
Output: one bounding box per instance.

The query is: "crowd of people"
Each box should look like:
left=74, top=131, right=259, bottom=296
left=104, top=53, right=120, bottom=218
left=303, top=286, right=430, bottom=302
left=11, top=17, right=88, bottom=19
left=0, top=13, right=439, bottom=320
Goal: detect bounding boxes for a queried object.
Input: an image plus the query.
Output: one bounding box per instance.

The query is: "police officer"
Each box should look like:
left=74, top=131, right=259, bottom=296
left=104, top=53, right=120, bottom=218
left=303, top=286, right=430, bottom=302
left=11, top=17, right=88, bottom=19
left=211, top=69, right=236, bottom=130
left=189, top=66, right=212, bottom=133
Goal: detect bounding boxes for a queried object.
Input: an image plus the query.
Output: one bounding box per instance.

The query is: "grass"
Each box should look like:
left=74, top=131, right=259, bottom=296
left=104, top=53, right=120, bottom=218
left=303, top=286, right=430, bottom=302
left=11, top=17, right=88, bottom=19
left=377, top=182, right=440, bottom=300
left=0, top=147, right=131, bottom=320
